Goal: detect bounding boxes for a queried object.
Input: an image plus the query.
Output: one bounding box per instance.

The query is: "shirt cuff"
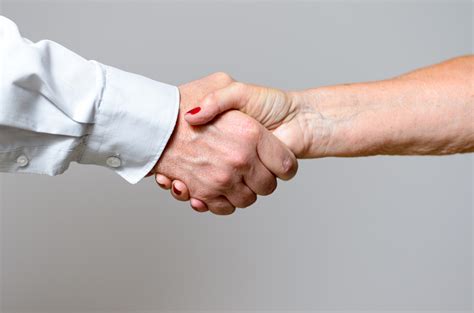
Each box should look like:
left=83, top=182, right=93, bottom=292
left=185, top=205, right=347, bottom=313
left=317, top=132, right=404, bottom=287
left=78, top=64, right=180, bottom=184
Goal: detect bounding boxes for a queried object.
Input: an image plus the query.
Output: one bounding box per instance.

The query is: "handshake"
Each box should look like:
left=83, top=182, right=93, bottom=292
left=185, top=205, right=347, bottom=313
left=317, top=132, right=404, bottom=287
left=151, top=72, right=307, bottom=215
left=1, top=17, right=470, bottom=211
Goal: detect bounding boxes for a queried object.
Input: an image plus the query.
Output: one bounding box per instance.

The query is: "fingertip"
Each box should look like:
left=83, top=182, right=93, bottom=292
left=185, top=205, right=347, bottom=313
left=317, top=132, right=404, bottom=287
left=184, top=112, right=207, bottom=126
left=190, top=198, right=208, bottom=212
left=185, top=101, right=218, bottom=126
left=208, top=199, right=236, bottom=216
left=280, top=155, right=299, bottom=181
left=257, top=130, right=299, bottom=181
left=211, top=207, right=236, bottom=216
left=155, top=174, right=172, bottom=189
left=171, top=181, right=190, bottom=201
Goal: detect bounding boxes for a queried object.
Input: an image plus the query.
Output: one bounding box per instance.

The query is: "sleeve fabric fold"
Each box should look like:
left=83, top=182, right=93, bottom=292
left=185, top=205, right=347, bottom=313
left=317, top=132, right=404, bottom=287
left=0, top=16, right=179, bottom=184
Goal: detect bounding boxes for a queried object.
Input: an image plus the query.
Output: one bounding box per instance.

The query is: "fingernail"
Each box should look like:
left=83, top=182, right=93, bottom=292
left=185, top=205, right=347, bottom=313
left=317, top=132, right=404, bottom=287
left=172, top=184, right=182, bottom=195
left=186, top=107, right=201, bottom=115
left=157, top=182, right=166, bottom=188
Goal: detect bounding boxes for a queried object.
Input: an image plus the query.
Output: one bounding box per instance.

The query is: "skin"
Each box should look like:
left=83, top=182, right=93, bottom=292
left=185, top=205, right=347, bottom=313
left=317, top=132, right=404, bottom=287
left=152, top=72, right=298, bottom=215
left=156, top=56, right=474, bottom=212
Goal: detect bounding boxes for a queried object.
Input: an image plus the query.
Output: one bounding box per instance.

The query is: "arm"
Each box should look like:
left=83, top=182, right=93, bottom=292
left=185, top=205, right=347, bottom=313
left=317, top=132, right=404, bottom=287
left=0, top=15, right=179, bottom=183
left=186, top=55, right=474, bottom=158
left=295, top=55, right=474, bottom=157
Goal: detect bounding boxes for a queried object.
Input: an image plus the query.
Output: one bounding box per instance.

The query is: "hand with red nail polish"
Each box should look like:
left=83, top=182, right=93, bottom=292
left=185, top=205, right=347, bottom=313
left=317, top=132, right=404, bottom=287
left=152, top=72, right=298, bottom=216
left=183, top=82, right=316, bottom=158
left=158, top=57, right=474, bottom=213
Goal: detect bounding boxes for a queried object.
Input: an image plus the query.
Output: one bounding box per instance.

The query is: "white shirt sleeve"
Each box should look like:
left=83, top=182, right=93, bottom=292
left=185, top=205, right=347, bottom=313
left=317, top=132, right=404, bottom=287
left=0, top=16, right=179, bottom=184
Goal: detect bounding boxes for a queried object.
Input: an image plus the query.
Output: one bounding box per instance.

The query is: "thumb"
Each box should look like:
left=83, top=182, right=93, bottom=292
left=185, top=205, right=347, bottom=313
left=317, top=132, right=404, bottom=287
left=184, top=83, right=249, bottom=125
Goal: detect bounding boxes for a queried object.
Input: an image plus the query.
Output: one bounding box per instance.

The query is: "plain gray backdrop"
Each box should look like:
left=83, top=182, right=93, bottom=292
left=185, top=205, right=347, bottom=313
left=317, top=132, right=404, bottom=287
left=0, top=0, right=472, bottom=312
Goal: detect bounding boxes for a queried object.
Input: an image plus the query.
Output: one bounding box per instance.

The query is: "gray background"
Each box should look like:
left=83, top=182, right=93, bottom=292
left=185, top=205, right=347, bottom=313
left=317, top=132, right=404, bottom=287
left=0, top=0, right=472, bottom=312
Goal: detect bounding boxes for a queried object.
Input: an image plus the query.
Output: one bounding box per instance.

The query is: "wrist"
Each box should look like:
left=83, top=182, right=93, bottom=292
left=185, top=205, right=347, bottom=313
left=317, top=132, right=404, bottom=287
left=288, top=87, right=366, bottom=157
left=316, top=84, right=377, bottom=157
left=303, top=81, right=449, bottom=157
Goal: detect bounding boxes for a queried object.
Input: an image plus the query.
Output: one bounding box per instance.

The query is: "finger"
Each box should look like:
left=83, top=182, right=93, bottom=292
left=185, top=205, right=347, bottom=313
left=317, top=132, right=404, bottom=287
left=184, top=82, right=249, bottom=125
left=207, top=196, right=236, bottom=216
left=190, top=198, right=209, bottom=213
left=155, top=174, right=172, bottom=189
left=171, top=180, right=190, bottom=201
left=225, top=183, right=257, bottom=208
left=257, top=129, right=298, bottom=180
left=244, top=161, right=277, bottom=196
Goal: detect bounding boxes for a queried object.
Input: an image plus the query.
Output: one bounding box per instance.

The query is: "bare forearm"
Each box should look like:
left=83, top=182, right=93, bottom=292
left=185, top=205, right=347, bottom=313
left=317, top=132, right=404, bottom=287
left=296, top=56, right=474, bottom=157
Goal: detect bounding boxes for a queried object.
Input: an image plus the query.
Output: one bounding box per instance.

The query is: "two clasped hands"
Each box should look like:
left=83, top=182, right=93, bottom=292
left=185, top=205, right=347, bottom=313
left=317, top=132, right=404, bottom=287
left=2, top=17, right=471, bottom=216
left=149, top=56, right=474, bottom=215
left=152, top=72, right=299, bottom=215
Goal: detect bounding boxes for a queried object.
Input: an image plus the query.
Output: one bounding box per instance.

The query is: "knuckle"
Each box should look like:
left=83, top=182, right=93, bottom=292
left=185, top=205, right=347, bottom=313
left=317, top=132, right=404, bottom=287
left=268, top=178, right=278, bottom=194
left=212, top=71, right=233, bottom=84
left=230, top=81, right=246, bottom=93
left=260, top=178, right=278, bottom=196
left=231, top=152, right=251, bottom=168
left=204, top=91, right=217, bottom=104
left=211, top=205, right=236, bottom=216
left=240, top=193, right=257, bottom=208
left=241, top=121, right=261, bottom=140
left=193, top=190, right=216, bottom=203
left=201, top=92, right=219, bottom=110
left=214, top=172, right=234, bottom=189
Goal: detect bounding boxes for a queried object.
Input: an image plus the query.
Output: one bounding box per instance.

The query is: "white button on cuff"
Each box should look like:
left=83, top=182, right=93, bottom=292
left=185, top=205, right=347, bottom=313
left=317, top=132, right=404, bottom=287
left=106, top=156, right=122, bottom=168
left=16, top=155, right=29, bottom=167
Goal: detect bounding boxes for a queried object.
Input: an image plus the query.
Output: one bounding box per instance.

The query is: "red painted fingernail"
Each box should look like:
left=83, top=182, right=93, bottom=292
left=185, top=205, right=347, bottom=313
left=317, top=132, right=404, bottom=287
left=172, top=185, right=182, bottom=195
left=186, top=107, right=201, bottom=115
